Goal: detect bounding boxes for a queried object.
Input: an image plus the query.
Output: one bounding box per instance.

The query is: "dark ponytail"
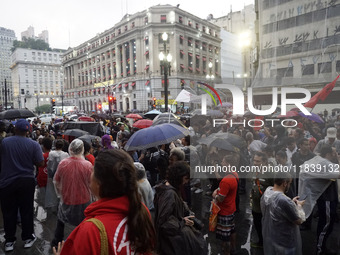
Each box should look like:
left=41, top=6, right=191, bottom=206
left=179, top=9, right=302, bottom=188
left=94, top=150, right=156, bottom=253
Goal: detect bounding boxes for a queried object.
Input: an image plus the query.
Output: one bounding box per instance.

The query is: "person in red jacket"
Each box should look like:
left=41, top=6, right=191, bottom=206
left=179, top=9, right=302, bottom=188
left=53, top=149, right=155, bottom=255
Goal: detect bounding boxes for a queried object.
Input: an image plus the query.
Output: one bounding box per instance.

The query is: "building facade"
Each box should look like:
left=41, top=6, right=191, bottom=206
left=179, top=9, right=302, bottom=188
left=210, top=5, right=257, bottom=84
left=253, top=0, right=340, bottom=107
left=21, top=26, right=49, bottom=44
left=62, top=4, right=222, bottom=113
left=10, top=48, right=64, bottom=110
left=0, top=27, right=16, bottom=110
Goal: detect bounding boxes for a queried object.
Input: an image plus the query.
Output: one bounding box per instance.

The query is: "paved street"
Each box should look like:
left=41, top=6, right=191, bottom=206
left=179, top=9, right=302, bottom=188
left=0, top=182, right=339, bottom=254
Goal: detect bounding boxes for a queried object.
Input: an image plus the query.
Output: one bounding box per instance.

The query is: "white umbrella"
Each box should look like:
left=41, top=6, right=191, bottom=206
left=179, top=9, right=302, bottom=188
left=175, top=89, right=195, bottom=102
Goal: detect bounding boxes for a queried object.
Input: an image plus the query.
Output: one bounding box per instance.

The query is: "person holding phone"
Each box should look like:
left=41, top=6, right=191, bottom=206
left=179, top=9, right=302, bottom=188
left=261, top=173, right=306, bottom=255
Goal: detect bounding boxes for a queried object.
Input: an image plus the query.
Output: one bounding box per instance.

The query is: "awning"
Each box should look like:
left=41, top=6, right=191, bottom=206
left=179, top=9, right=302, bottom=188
left=144, top=65, right=149, bottom=70
left=196, top=55, right=200, bottom=59
left=181, top=79, right=186, bottom=84
left=180, top=50, right=184, bottom=54
left=202, top=57, right=206, bottom=61
left=144, top=51, right=149, bottom=55
left=188, top=66, right=193, bottom=71
left=188, top=53, right=193, bottom=57
left=118, top=84, right=122, bottom=89
left=131, top=82, right=136, bottom=86
left=196, top=68, right=200, bottom=72
left=124, top=83, right=129, bottom=87
left=180, top=64, right=185, bottom=69
left=180, top=35, right=184, bottom=40
left=145, top=80, right=150, bottom=86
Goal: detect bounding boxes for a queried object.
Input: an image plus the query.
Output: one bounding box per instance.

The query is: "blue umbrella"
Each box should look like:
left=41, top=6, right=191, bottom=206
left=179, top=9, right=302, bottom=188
left=124, top=123, right=189, bottom=151
left=145, top=109, right=162, bottom=115
left=298, top=112, right=324, bottom=123
left=144, top=109, right=162, bottom=120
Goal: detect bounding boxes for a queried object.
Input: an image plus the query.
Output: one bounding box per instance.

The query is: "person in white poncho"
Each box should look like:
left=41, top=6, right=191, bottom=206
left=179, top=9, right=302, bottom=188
left=299, top=144, right=340, bottom=255
left=261, top=173, right=306, bottom=255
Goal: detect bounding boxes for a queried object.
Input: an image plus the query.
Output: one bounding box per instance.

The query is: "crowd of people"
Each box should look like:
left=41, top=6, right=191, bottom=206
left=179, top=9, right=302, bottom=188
left=0, top=110, right=339, bottom=255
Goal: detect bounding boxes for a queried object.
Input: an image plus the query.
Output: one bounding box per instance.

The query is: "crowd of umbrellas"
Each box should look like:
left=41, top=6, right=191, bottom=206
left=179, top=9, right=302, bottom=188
left=0, top=104, right=333, bottom=158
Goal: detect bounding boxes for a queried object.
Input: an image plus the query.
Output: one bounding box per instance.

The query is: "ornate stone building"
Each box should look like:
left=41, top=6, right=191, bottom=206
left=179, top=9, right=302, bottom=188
left=62, top=4, right=222, bottom=113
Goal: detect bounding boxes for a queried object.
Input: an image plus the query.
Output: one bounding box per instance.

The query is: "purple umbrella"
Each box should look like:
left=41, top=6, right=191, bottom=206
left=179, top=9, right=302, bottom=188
left=298, top=112, right=324, bottom=123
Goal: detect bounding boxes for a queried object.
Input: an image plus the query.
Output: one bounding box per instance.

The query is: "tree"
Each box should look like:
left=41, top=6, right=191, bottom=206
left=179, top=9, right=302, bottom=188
left=11, top=38, right=52, bottom=52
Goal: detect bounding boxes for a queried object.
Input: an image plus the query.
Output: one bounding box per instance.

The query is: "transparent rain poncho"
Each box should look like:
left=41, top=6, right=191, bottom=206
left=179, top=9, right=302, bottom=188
left=261, top=187, right=304, bottom=255
left=53, top=139, right=94, bottom=225
left=298, top=155, right=340, bottom=218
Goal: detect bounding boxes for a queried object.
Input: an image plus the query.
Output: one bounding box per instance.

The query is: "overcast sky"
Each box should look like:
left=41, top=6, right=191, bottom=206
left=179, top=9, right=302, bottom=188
left=1, top=0, right=254, bottom=49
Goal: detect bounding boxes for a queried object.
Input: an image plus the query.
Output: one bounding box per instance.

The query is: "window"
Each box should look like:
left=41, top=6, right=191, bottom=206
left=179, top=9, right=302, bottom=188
left=195, top=41, right=199, bottom=49
left=118, top=29, right=121, bottom=35
left=337, top=61, right=340, bottom=72
left=318, top=62, right=332, bottom=73
left=145, top=17, right=148, bottom=25
left=196, top=23, right=199, bottom=30
left=179, top=35, right=183, bottom=44
left=161, top=15, right=167, bottom=23
left=188, top=20, right=192, bottom=27
left=302, top=64, right=314, bottom=75
left=131, top=22, right=135, bottom=28
left=188, top=37, right=192, bottom=47
left=125, top=25, right=128, bottom=32
left=179, top=16, right=183, bottom=24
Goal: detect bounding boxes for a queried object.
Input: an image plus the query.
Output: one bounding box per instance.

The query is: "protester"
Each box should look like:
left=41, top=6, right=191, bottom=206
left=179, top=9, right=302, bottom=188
left=46, top=139, right=69, bottom=210
left=261, top=173, right=306, bottom=255
left=212, top=155, right=239, bottom=255
left=285, top=136, right=297, bottom=164
left=154, top=161, right=207, bottom=254
left=52, top=149, right=155, bottom=255
left=36, top=137, right=53, bottom=207
left=134, top=162, right=154, bottom=211
left=83, top=140, right=95, bottom=165
left=299, top=144, right=340, bottom=255
left=51, top=139, right=93, bottom=248
left=246, top=132, right=267, bottom=157
left=0, top=119, right=44, bottom=251
left=314, top=127, right=340, bottom=154
left=250, top=151, right=274, bottom=248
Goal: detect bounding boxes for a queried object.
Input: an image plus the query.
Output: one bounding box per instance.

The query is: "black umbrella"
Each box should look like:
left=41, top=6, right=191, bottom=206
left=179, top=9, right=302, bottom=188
left=190, top=115, right=212, bottom=126
left=198, top=132, right=247, bottom=149
left=0, top=109, right=36, bottom=120
left=332, top=108, right=340, bottom=112
left=78, top=134, right=101, bottom=145
left=91, top=113, right=109, bottom=120
left=62, top=129, right=90, bottom=137
left=209, top=138, right=239, bottom=153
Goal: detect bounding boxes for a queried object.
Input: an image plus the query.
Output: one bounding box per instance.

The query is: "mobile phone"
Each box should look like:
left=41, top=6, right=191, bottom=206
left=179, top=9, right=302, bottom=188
left=299, top=195, right=307, bottom=201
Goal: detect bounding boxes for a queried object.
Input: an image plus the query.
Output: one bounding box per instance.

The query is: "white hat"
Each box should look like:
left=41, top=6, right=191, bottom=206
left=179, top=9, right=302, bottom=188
left=326, top=127, right=337, bottom=138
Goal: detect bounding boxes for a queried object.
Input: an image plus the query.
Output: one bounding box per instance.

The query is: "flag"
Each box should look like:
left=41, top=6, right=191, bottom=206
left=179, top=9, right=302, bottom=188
left=304, top=75, right=340, bottom=109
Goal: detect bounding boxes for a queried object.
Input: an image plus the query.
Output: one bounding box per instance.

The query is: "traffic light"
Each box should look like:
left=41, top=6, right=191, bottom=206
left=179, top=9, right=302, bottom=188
left=113, top=97, right=116, bottom=104
left=51, top=98, right=56, bottom=107
left=109, top=96, right=113, bottom=102
left=98, top=104, right=102, bottom=110
left=153, top=97, right=156, bottom=109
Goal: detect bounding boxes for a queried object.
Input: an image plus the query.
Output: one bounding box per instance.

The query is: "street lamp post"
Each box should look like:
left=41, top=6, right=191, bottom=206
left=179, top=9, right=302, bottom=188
left=159, top=32, right=172, bottom=112
left=206, top=62, right=215, bottom=83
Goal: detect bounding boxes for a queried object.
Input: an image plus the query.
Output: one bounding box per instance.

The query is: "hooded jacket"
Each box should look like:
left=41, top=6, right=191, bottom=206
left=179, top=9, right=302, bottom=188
left=61, top=196, right=145, bottom=255
left=154, top=182, right=207, bottom=255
